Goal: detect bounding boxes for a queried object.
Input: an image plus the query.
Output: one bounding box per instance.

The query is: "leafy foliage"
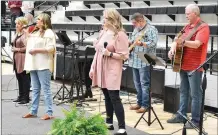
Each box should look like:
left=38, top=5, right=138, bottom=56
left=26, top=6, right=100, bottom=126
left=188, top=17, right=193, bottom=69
left=48, top=104, right=108, bottom=135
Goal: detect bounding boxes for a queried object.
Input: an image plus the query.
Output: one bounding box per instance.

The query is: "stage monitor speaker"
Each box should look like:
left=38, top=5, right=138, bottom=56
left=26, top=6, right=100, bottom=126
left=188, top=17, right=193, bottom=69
left=164, top=85, right=191, bottom=113
left=1, top=36, right=7, bottom=47
left=150, top=68, right=165, bottom=99
left=121, top=67, right=165, bottom=99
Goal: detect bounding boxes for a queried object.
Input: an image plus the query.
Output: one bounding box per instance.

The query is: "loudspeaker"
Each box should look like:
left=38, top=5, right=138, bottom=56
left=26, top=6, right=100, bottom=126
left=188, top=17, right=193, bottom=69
left=150, top=68, right=165, bottom=99
left=1, top=36, right=7, bottom=47
left=164, top=85, right=191, bottom=113
left=121, top=67, right=165, bottom=99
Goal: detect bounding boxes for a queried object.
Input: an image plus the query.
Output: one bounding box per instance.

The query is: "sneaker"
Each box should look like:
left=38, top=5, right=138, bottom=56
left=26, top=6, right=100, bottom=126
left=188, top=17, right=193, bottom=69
left=107, top=125, right=114, bottom=130
left=167, top=114, right=186, bottom=123
left=114, top=129, right=127, bottom=135
left=185, top=121, right=199, bottom=129
left=13, top=98, right=22, bottom=103
left=129, top=105, right=141, bottom=110
left=18, top=100, right=29, bottom=104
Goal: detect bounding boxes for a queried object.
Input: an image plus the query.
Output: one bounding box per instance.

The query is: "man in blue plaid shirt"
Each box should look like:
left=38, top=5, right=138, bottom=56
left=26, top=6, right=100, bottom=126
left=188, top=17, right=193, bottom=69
left=129, top=13, right=158, bottom=113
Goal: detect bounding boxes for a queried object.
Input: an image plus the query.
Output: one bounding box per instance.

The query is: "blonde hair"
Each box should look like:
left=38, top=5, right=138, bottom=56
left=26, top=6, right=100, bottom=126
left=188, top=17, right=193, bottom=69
left=15, top=17, right=28, bottom=26
left=103, top=9, right=125, bottom=35
left=32, top=13, right=52, bottom=37
left=15, top=17, right=28, bottom=34
left=186, top=4, right=200, bottom=16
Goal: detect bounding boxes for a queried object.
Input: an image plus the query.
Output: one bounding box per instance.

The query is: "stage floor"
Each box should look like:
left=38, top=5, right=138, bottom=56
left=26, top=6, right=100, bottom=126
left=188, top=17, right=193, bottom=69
left=1, top=63, right=218, bottom=135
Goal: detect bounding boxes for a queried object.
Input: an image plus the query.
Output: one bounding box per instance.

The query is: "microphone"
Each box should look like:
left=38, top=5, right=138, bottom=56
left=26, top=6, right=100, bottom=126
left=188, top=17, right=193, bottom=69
left=22, top=23, right=36, bottom=29
left=103, top=42, right=108, bottom=58
left=104, top=42, right=108, bottom=48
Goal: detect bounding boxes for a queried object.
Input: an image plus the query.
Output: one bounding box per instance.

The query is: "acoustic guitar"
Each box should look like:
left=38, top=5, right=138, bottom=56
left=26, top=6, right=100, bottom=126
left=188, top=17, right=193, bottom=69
left=172, top=30, right=185, bottom=72
left=172, top=21, right=202, bottom=72
left=129, top=30, right=146, bottom=53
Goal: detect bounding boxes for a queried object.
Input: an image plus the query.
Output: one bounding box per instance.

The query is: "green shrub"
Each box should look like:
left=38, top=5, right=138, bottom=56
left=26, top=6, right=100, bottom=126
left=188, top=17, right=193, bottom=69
left=48, top=104, right=108, bottom=135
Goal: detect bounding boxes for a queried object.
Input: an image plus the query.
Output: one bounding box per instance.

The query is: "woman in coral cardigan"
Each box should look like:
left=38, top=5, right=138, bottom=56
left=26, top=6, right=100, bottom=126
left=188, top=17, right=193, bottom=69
left=89, top=9, right=129, bottom=135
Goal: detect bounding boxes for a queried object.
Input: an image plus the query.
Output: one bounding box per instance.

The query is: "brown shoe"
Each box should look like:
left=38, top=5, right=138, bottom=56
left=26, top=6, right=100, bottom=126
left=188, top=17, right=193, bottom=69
left=40, top=114, right=54, bottom=120
left=130, top=105, right=141, bottom=110
left=136, top=107, right=148, bottom=113
left=22, top=113, right=37, bottom=118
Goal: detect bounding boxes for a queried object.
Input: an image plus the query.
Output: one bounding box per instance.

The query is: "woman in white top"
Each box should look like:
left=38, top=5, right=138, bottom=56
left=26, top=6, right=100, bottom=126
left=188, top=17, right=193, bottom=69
left=22, top=13, right=56, bottom=120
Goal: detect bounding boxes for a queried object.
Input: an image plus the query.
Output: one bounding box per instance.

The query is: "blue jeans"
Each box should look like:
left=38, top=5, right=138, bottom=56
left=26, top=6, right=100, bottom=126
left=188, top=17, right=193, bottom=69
left=30, top=69, right=53, bottom=116
left=132, top=66, right=150, bottom=108
left=178, top=70, right=202, bottom=123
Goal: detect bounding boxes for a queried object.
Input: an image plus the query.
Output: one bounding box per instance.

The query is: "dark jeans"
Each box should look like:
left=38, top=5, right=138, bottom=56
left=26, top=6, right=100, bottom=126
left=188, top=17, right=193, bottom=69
left=11, top=15, right=19, bottom=28
left=11, top=11, right=22, bottom=28
left=102, top=88, right=125, bottom=129
left=15, top=70, right=31, bottom=101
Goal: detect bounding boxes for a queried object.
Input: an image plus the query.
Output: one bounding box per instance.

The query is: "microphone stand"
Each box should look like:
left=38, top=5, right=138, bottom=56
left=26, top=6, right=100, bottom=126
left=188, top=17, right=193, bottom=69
left=188, top=50, right=218, bottom=135
left=32, top=1, right=47, bottom=11
left=33, top=1, right=60, bottom=18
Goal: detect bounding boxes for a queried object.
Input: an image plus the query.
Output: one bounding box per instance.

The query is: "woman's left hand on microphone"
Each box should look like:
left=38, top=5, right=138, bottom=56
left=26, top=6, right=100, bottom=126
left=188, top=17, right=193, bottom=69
left=102, top=48, right=110, bottom=56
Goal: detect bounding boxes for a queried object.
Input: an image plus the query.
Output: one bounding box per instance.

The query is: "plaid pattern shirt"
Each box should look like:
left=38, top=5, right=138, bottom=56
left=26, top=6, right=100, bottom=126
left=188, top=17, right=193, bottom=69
left=128, top=22, right=158, bottom=69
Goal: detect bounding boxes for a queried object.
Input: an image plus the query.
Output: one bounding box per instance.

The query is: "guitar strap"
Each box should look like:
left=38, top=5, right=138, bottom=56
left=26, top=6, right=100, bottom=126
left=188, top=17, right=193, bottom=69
left=183, top=21, right=203, bottom=43
left=131, top=24, right=147, bottom=44
left=136, top=28, right=146, bottom=41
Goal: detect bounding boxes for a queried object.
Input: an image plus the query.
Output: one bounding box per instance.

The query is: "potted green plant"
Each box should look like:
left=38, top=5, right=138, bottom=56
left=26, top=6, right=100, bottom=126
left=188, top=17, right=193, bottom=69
left=47, top=104, right=109, bottom=135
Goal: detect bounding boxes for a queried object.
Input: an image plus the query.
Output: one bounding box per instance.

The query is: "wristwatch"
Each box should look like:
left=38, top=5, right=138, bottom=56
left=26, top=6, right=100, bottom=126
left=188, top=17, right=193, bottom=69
left=110, top=52, right=113, bottom=57
left=140, top=42, right=143, bottom=46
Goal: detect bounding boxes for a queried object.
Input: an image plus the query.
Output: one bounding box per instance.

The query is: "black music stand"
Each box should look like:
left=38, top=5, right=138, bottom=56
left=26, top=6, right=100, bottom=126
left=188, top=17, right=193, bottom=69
left=134, top=52, right=165, bottom=130
left=54, top=31, right=97, bottom=106
left=68, top=31, right=100, bottom=106
left=53, top=31, right=71, bottom=101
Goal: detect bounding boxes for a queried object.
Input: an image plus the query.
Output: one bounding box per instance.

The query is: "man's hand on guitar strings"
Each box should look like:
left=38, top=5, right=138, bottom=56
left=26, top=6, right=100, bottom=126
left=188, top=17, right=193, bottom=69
left=175, top=38, right=184, bottom=46
left=135, top=40, right=143, bottom=46
left=128, top=40, right=133, bottom=46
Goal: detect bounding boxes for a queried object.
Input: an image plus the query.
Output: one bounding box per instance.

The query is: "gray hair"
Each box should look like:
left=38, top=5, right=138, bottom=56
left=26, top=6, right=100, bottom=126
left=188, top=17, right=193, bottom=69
left=186, top=4, right=200, bottom=16
left=130, top=12, right=145, bottom=22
